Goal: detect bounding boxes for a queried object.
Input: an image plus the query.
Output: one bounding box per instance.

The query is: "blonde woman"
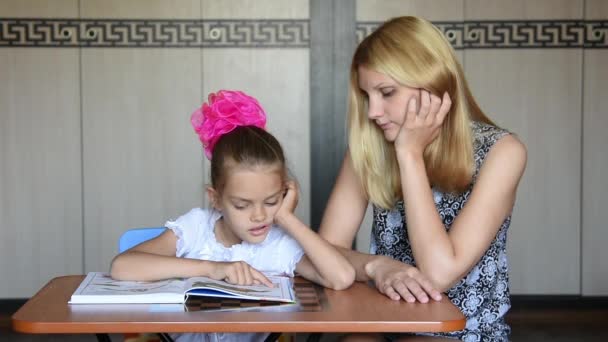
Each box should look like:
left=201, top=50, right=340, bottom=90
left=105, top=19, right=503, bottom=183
left=319, top=16, right=527, bottom=341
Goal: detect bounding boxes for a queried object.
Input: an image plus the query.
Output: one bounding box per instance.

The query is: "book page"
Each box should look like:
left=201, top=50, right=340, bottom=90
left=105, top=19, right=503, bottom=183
left=184, top=275, right=295, bottom=302
left=75, top=272, right=184, bottom=297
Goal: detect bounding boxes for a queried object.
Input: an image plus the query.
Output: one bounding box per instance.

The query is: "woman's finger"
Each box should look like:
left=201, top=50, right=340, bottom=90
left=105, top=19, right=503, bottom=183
left=417, top=276, right=443, bottom=301
left=402, top=278, right=429, bottom=303
left=428, top=93, right=442, bottom=120
left=403, top=96, right=417, bottom=126
left=381, top=283, right=402, bottom=301
left=418, top=90, right=431, bottom=119
left=436, top=92, right=452, bottom=125
left=392, top=280, right=416, bottom=303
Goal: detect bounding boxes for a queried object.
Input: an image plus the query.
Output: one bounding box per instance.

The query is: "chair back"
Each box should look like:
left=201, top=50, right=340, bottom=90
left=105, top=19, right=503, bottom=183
left=118, top=227, right=166, bottom=253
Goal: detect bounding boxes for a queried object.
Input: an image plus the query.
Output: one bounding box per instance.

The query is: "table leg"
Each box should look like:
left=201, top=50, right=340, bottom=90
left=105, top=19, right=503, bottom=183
left=95, top=333, right=112, bottom=342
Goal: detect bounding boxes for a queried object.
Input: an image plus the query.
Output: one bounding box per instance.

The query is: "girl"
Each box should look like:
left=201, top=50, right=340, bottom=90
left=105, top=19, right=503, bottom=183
left=318, top=16, right=527, bottom=341
left=111, top=90, right=355, bottom=342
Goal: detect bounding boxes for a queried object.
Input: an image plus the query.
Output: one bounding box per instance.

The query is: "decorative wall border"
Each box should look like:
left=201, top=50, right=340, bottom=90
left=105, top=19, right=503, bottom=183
left=0, top=18, right=309, bottom=48
left=357, top=20, right=608, bottom=49
left=1, top=18, right=606, bottom=48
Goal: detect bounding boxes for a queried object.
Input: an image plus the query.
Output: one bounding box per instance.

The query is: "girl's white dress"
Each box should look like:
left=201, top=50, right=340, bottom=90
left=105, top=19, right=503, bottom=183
left=165, top=208, right=305, bottom=342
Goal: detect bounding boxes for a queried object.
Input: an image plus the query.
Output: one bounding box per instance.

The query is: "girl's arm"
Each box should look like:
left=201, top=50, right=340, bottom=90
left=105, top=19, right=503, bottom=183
left=317, top=152, right=441, bottom=302
left=110, top=230, right=272, bottom=286
left=275, top=182, right=355, bottom=290
left=393, top=92, right=527, bottom=292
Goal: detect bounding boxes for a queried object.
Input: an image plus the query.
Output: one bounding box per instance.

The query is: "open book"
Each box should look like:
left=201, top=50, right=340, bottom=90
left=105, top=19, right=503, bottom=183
left=69, top=272, right=296, bottom=305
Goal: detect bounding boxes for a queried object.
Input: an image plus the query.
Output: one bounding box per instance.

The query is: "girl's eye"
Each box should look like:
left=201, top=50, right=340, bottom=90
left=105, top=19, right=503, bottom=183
left=265, top=201, right=278, bottom=207
left=233, top=204, right=248, bottom=210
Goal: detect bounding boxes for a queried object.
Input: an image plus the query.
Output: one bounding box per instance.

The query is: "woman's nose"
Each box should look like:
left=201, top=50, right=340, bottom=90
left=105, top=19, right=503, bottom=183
left=367, top=99, right=383, bottom=119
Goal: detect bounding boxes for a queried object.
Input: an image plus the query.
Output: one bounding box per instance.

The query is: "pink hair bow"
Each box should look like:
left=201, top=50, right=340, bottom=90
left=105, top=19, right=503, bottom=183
left=191, top=90, right=267, bottom=159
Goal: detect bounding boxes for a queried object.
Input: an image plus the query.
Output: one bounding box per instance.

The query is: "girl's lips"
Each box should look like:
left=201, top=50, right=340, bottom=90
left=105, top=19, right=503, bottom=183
left=249, top=225, right=269, bottom=237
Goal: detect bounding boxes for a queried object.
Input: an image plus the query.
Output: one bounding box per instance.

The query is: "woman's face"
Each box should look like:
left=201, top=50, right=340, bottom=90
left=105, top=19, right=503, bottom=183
left=357, top=65, right=420, bottom=142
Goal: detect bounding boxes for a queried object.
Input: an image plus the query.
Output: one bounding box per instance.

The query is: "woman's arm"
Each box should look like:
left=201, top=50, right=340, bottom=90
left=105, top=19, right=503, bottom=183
left=110, top=230, right=272, bottom=286
left=394, top=92, right=527, bottom=291
left=316, top=151, right=378, bottom=282
left=399, top=135, right=526, bottom=291
left=317, top=152, right=441, bottom=302
left=275, top=182, right=355, bottom=290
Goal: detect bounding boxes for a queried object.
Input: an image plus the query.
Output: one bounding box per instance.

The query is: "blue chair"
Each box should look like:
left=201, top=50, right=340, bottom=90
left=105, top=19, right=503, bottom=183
left=115, top=227, right=282, bottom=342
left=114, top=227, right=173, bottom=342
left=118, top=227, right=166, bottom=252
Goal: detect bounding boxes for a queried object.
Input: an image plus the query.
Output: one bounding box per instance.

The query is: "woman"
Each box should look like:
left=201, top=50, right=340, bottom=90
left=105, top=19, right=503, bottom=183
left=318, top=16, right=527, bottom=341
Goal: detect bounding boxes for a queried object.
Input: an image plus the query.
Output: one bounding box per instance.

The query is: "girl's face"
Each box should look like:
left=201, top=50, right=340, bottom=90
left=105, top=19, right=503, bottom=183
left=209, top=163, right=285, bottom=246
left=358, top=65, right=420, bottom=142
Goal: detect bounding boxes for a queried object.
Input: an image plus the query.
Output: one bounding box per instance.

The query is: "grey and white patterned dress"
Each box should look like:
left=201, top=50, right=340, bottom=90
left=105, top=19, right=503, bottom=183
left=370, top=121, right=512, bottom=341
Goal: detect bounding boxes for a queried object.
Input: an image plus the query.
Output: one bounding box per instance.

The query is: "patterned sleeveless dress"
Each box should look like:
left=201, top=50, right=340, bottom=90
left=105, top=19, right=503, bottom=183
left=370, top=122, right=512, bottom=341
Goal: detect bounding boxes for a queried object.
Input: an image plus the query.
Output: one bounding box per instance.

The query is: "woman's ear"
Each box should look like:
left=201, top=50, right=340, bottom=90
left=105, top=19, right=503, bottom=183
left=206, top=187, right=221, bottom=211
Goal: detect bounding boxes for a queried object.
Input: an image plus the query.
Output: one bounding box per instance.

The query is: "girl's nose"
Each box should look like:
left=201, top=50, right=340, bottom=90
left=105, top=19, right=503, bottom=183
left=251, top=206, right=266, bottom=222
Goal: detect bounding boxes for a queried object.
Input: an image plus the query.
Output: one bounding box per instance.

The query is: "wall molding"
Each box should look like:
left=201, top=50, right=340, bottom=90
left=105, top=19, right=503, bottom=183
left=0, top=18, right=309, bottom=48
left=357, top=20, right=608, bottom=49
left=1, top=18, right=606, bottom=48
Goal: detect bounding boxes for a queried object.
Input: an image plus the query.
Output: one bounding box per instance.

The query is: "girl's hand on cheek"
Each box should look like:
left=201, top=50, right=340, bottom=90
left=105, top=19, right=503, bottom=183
left=275, top=180, right=299, bottom=224
left=394, top=90, right=451, bottom=157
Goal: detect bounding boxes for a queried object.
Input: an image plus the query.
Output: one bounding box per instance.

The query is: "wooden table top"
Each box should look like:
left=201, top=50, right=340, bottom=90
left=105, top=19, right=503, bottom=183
left=12, top=275, right=465, bottom=334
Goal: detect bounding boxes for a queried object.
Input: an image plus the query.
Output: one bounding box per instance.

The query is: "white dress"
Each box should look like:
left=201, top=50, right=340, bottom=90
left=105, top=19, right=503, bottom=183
left=165, top=208, right=305, bottom=342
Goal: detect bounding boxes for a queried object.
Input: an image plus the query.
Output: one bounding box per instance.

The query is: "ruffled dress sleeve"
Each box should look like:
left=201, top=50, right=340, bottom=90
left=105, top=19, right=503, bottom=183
left=271, top=228, right=305, bottom=277
left=164, top=208, right=210, bottom=258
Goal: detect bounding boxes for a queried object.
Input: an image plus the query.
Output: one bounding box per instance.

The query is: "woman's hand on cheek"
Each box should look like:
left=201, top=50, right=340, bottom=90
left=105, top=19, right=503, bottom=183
left=274, top=180, right=299, bottom=224
left=394, top=90, right=451, bottom=157
left=365, top=255, right=442, bottom=303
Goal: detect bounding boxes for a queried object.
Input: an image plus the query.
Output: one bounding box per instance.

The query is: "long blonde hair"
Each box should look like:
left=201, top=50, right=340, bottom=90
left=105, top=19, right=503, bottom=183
left=348, top=16, right=495, bottom=209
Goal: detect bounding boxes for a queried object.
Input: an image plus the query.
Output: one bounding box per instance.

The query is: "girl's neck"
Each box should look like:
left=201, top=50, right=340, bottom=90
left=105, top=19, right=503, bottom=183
left=214, top=218, right=242, bottom=247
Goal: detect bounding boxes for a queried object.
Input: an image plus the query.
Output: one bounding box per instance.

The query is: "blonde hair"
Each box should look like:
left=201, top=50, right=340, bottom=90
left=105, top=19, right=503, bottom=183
left=348, top=16, right=495, bottom=209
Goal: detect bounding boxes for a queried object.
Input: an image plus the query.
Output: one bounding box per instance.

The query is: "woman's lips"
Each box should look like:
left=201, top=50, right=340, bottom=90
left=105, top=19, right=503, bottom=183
left=378, top=122, right=391, bottom=130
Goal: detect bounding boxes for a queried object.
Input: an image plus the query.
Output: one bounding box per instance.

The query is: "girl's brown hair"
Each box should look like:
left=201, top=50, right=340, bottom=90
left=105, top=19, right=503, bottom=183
left=210, top=126, right=287, bottom=192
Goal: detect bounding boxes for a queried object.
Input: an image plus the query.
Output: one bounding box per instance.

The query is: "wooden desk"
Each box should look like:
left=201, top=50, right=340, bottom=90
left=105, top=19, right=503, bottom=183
left=12, top=275, right=465, bottom=334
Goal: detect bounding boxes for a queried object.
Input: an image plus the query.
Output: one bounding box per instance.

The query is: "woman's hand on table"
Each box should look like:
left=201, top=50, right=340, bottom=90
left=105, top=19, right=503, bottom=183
left=365, top=255, right=442, bottom=303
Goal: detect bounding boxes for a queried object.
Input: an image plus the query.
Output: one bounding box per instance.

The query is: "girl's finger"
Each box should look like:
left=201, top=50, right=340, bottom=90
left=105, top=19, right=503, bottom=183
left=235, top=266, right=245, bottom=285
left=243, top=268, right=253, bottom=285
left=251, top=268, right=274, bottom=287
left=225, top=271, right=236, bottom=284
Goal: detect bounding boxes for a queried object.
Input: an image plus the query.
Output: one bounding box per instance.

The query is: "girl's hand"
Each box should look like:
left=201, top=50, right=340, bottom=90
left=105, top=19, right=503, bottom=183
left=394, top=90, right=451, bottom=157
left=365, top=255, right=442, bottom=303
left=209, top=261, right=273, bottom=287
left=274, top=180, right=299, bottom=225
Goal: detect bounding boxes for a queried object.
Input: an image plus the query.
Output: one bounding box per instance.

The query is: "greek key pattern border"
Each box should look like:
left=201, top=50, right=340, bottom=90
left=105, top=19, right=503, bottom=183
left=1, top=18, right=607, bottom=48
left=0, top=18, right=309, bottom=48
left=357, top=20, right=608, bottom=49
